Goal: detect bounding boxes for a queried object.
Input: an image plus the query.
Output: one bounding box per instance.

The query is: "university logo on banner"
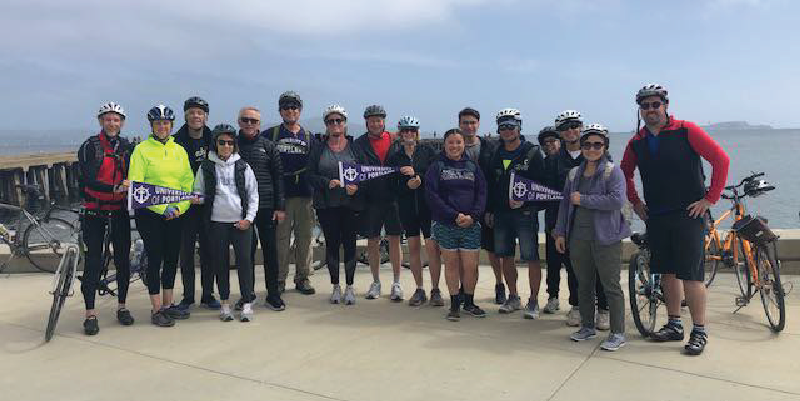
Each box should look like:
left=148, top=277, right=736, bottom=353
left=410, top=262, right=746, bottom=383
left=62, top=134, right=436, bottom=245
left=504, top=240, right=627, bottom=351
left=509, top=171, right=564, bottom=202
left=127, top=181, right=204, bottom=209
left=338, top=162, right=400, bottom=186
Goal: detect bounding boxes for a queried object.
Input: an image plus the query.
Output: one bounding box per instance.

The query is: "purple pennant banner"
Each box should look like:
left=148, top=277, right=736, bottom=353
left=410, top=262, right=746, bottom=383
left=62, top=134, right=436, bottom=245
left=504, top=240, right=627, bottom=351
left=509, top=171, right=564, bottom=202
left=127, top=181, right=203, bottom=210
left=338, top=162, right=400, bottom=186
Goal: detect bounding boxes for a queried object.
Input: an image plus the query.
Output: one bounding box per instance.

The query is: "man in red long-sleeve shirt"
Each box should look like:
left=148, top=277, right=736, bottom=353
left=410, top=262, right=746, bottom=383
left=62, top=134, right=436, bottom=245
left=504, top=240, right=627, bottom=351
left=621, top=84, right=729, bottom=356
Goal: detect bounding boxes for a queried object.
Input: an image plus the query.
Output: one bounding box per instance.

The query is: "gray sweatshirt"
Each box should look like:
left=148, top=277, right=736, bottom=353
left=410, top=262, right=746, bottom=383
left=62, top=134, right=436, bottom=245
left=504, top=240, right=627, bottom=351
left=193, top=152, right=259, bottom=223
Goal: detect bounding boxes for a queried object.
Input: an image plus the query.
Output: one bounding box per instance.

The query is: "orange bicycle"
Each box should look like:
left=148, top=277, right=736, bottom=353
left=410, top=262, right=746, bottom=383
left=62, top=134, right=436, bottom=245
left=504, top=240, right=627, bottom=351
left=703, top=172, right=786, bottom=332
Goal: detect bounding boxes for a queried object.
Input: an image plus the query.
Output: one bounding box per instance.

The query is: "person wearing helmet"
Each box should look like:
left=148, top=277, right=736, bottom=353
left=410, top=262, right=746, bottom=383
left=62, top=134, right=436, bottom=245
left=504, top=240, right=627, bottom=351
left=458, top=107, right=504, bottom=305
left=537, top=126, right=560, bottom=157
left=236, top=106, right=287, bottom=311
left=77, top=102, right=134, bottom=335
left=353, top=105, right=405, bottom=301
left=192, top=124, right=259, bottom=322
left=263, top=91, right=317, bottom=295
left=621, top=84, right=729, bottom=355
left=485, top=108, right=546, bottom=318
left=128, top=104, right=195, bottom=327
left=386, top=116, right=441, bottom=307
left=172, top=96, right=220, bottom=312
left=554, top=124, right=630, bottom=351
left=307, top=105, right=363, bottom=305
left=543, top=110, right=611, bottom=329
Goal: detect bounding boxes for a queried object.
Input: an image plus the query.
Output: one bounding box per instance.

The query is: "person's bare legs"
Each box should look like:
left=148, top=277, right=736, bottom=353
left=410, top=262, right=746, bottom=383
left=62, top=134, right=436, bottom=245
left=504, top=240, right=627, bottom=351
left=683, top=280, right=706, bottom=325
left=389, top=235, right=402, bottom=282
left=489, top=252, right=503, bottom=285
left=462, top=251, right=480, bottom=294
left=425, top=238, right=441, bottom=289
left=502, top=257, right=518, bottom=296
left=162, top=289, right=174, bottom=309
left=663, top=274, right=683, bottom=316
left=527, top=260, right=542, bottom=301
left=442, top=250, right=461, bottom=295
left=368, top=237, right=381, bottom=282
left=408, top=236, right=424, bottom=287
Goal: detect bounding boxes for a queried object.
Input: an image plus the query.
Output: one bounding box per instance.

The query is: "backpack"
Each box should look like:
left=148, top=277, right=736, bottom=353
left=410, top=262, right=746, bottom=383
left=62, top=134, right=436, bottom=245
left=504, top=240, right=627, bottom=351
left=567, top=162, right=633, bottom=221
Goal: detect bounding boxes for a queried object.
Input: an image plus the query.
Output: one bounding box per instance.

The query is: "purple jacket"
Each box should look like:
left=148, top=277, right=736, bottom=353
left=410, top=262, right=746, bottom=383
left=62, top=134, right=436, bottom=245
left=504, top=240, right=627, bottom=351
left=425, top=153, right=487, bottom=225
left=554, top=157, right=631, bottom=246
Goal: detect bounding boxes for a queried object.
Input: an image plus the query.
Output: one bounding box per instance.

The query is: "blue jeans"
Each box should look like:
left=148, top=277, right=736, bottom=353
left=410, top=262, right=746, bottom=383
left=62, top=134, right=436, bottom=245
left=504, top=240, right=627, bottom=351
left=494, top=209, right=539, bottom=261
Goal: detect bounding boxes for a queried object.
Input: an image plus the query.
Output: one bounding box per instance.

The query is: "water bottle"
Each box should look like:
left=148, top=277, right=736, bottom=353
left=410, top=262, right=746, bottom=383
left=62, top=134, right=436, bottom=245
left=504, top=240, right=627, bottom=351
left=131, top=239, right=144, bottom=271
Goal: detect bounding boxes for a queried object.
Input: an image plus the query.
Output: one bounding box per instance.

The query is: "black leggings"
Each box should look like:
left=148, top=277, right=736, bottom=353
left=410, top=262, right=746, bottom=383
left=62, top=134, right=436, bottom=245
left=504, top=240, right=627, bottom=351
left=135, top=210, right=183, bottom=295
left=251, top=209, right=280, bottom=298
left=80, top=211, right=131, bottom=310
left=317, top=207, right=357, bottom=285
left=179, top=204, right=215, bottom=302
left=210, top=221, right=253, bottom=302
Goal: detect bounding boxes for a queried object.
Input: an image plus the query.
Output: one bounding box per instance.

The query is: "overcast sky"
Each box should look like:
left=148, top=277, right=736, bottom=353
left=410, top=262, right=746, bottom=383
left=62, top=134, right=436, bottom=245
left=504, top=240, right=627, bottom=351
left=1, top=0, right=798, bottom=135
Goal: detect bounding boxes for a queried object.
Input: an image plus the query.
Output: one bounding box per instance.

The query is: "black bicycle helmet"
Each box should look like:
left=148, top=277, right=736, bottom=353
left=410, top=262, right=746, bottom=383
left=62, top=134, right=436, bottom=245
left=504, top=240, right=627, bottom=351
left=184, top=96, right=209, bottom=113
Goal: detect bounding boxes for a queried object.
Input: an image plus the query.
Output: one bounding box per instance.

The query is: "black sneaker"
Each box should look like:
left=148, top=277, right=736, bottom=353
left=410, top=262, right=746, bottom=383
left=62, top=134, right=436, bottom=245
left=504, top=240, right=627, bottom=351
left=234, top=298, right=245, bottom=311
left=265, top=296, right=286, bottom=311
left=164, top=304, right=190, bottom=320
left=494, top=283, right=507, bottom=305
left=650, top=322, right=685, bottom=342
left=446, top=308, right=461, bottom=322
left=295, top=280, right=316, bottom=295
left=408, top=289, right=427, bottom=306
left=200, top=295, right=221, bottom=310
left=83, top=316, right=99, bottom=335
left=463, top=304, right=487, bottom=318
left=151, top=310, right=175, bottom=327
left=684, top=330, right=708, bottom=356
left=117, top=308, right=134, bottom=326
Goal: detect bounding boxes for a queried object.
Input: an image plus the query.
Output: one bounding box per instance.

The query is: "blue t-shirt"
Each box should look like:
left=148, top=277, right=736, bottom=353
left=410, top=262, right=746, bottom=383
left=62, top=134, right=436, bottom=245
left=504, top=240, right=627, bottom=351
left=265, top=125, right=311, bottom=198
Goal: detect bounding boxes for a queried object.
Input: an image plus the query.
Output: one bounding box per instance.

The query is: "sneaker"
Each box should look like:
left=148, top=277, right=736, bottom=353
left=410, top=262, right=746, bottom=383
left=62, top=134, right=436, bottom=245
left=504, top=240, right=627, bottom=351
left=177, top=298, right=194, bottom=311
left=498, top=294, right=521, bottom=314
left=234, top=298, right=245, bottom=311
left=83, top=316, right=99, bottom=335
left=408, top=288, right=427, bottom=306
left=543, top=298, right=560, bottom=314
left=265, top=296, right=286, bottom=311
left=600, top=333, right=626, bottom=351
left=240, top=305, right=254, bottom=322
left=330, top=285, right=342, bottom=304
left=429, top=289, right=445, bottom=307
left=684, top=330, right=708, bottom=356
left=390, top=282, right=404, bottom=302
left=344, top=285, right=356, bottom=305
left=295, top=280, right=316, bottom=295
left=278, top=281, right=286, bottom=294
left=365, top=282, right=381, bottom=300
left=596, top=309, right=610, bottom=331
left=463, top=304, right=487, bottom=318
left=566, top=307, right=581, bottom=327
left=570, top=327, right=597, bottom=342
left=523, top=298, right=540, bottom=320
left=447, top=308, right=461, bottom=322
left=494, top=283, right=507, bottom=305
left=650, top=322, right=685, bottom=342
left=200, top=296, right=221, bottom=310
left=151, top=310, right=175, bottom=327
left=165, top=304, right=190, bottom=320
left=219, top=310, right=234, bottom=322
left=116, top=308, right=134, bottom=326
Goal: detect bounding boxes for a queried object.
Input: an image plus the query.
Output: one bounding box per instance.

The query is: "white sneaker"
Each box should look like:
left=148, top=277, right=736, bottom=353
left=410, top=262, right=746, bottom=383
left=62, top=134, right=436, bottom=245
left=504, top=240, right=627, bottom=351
left=390, top=282, right=404, bottom=302
left=330, top=285, right=342, bottom=304
left=543, top=298, right=560, bottom=314
left=566, top=307, right=581, bottom=327
left=344, top=285, right=356, bottom=305
left=523, top=298, right=540, bottom=320
left=365, top=282, right=381, bottom=300
left=596, top=309, right=610, bottom=331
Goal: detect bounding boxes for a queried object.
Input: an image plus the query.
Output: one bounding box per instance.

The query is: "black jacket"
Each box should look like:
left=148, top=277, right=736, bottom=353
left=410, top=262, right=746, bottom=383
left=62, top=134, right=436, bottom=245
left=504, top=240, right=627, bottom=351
left=352, top=132, right=399, bottom=203
left=306, top=136, right=365, bottom=211
left=543, top=145, right=584, bottom=230
left=77, top=132, right=133, bottom=207
left=486, top=136, right=546, bottom=213
left=237, top=132, right=285, bottom=211
left=386, top=141, right=437, bottom=214
left=173, top=124, right=214, bottom=173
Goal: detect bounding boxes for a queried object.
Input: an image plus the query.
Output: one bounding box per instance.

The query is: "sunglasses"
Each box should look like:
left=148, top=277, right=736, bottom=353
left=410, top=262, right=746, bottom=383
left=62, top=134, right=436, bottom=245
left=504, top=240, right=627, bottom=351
left=557, top=121, right=582, bottom=131
left=581, top=141, right=605, bottom=150
left=543, top=138, right=559, bottom=145
left=239, top=117, right=260, bottom=124
left=280, top=105, right=300, bottom=111
left=399, top=128, right=419, bottom=133
left=460, top=120, right=478, bottom=125
left=217, top=139, right=235, bottom=146
left=639, top=101, right=662, bottom=110
left=498, top=124, right=517, bottom=131
left=325, top=118, right=344, bottom=126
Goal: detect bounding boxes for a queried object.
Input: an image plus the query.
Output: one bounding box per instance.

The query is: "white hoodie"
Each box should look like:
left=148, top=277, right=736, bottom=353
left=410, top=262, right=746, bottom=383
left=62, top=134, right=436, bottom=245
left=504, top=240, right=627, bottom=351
left=193, top=151, right=258, bottom=223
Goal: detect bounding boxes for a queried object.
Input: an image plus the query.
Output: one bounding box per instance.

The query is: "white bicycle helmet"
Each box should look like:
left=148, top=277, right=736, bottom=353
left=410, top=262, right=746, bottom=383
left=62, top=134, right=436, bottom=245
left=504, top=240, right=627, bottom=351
left=580, top=123, right=610, bottom=146
left=397, top=116, right=420, bottom=130
left=555, top=110, right=583, bottom=128
left=323, top=104, right=348, bottom=122
left=98, top=101, right=126, bottom=119
left=636, top=83, right=669, bottom=104
left=495, top=108, right=521, bottom=124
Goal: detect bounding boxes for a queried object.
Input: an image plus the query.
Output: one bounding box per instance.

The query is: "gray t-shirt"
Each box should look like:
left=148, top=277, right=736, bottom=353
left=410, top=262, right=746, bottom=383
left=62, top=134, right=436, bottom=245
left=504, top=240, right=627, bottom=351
left=465, top=139, right=481, bottom=162
left=571, top=174, right=596, bottom=241
left=319, top=144, right=356, bottom=208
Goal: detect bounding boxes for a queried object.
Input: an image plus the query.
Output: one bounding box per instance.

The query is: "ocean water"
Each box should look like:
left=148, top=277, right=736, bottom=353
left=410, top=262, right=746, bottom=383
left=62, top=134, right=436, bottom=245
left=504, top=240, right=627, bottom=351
left=1, top=129, right=798, bottom=230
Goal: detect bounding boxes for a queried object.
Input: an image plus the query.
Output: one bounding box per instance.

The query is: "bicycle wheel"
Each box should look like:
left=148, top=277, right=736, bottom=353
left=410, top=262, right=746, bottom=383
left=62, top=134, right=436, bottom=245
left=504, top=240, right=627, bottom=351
left=734, top=238, right=754, bottom=299
left=45, top=248, right=77, bottom=342
left=24, top=217, right=76, bottom=273
left=756, top=243, right=785, bottom=333
left=704, top=236, right=721, bottom=288
left=628, top=251, right=657, bottom=337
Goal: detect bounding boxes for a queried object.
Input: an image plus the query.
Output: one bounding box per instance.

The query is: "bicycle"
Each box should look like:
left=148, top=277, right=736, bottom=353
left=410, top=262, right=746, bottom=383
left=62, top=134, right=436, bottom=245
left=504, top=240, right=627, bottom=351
left=628, top=232, right=667, bottom=337
left=45, top=243, right=81, bottom=342
left=0, top=184, right=80, bottom=274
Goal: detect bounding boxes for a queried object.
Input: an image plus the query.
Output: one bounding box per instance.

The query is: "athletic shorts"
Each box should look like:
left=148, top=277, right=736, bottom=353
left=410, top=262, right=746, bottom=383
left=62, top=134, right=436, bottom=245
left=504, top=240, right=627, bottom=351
left=494, top=209, right=539, bottom=261
left=646, top=212, right=705, bottom=281
left=432, top=221, right=481, bottom=251
left=398, top=199, right=432, bottom=239
left=360, top=201, right=403, bottom=238
left=480, top=219, right=495, bottom=252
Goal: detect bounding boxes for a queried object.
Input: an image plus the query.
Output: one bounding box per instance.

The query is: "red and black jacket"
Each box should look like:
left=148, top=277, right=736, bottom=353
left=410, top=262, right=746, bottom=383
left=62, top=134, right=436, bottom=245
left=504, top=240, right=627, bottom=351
left=77, top=132, right=132, bottom=210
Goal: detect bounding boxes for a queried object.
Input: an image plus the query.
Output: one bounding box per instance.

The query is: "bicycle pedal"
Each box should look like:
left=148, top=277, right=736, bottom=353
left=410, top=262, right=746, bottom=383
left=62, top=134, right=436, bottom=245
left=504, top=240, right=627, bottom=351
left=735, top=296, right=749, bottom=307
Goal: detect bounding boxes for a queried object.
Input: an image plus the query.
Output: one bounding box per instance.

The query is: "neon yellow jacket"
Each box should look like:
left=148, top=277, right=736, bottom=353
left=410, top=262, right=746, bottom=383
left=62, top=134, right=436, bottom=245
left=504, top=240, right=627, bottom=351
left=128, top=135, right=194, bottom=215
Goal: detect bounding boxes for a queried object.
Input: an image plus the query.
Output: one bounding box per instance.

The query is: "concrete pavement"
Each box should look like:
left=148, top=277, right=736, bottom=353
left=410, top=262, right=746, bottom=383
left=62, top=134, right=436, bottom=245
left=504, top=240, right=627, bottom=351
left=1, top=266, right=799, bottom=401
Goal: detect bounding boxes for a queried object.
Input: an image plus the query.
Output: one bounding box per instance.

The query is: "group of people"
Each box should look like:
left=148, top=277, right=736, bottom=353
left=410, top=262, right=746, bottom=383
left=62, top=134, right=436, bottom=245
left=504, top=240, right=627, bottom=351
left=76, top=83, right=729, bottom=356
